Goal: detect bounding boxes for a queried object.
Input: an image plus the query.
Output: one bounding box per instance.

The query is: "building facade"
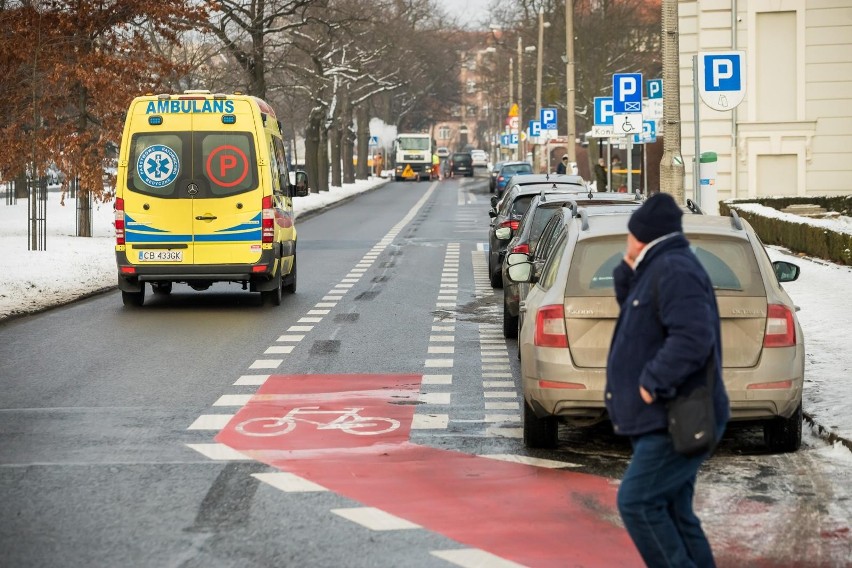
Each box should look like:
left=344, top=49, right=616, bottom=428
left=680, top=0, right=852, bottom=208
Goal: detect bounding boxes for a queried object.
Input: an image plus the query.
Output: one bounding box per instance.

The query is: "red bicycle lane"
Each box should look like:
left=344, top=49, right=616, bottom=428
left=215, top=374, right=642, bottom=567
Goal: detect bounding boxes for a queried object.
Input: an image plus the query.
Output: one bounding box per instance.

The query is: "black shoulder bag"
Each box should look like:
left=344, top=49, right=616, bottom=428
left=652, top=271, right=718, bottom=456
left=666, top=356, right=717, bottom=456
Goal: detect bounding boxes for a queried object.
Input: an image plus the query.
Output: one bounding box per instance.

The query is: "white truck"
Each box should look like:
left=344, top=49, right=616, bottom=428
left=393, top=133, right=433, bottom=182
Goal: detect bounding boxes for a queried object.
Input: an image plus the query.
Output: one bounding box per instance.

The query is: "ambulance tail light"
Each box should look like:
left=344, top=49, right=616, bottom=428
left=262, top=195, right=275, bottom=243
left=114, top=197, right=125, bottom=245
left=764, top=304, right=796, bottom=348
left=534, top=305, right=568, bottom=348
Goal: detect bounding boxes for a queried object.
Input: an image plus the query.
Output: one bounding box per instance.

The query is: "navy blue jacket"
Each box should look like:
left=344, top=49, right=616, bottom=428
left=605, top=233, right=730, bottom=437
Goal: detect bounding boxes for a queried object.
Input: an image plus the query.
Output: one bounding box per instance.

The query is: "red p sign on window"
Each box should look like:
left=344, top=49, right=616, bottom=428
left=206, top=145, right=248, bottom=187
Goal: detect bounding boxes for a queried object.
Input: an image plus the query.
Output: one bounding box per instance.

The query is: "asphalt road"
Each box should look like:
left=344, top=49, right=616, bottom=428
left=1, top=172, right=850, bottom=567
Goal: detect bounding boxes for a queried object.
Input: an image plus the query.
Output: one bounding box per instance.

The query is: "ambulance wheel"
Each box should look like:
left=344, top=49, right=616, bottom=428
left=284, top=256, right=297, bottom=294
left=261, top=270, right=283, bottom=306
left=121, top=285, right=145, bottom=307
left=152, top=282, right=172, bottom=295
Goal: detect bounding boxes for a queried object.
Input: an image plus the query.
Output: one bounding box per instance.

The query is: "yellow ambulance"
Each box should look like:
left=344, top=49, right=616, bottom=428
left=114, top=90, right=309, bottom=307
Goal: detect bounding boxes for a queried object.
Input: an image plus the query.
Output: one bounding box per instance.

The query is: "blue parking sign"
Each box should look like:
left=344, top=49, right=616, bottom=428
left=594, top=97, right=614, bottom=126
left=540, top=108, right=557, bottom=130
left=698, top=51, right=746, bottom=111
left=613, top=73, right=642, bottom=113
left=647, top=79, right=663, bottom=99
left=529, top=120, right=541, bottom=137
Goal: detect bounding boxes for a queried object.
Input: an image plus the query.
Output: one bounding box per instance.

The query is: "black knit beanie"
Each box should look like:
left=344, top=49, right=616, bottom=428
left=627, top=192, right=683, bottom=243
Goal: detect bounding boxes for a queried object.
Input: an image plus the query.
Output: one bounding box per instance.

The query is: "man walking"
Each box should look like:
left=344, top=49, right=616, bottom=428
left=594, top=157, right=607, bottom=191
left=606, top=192, right=730, bottom=567
left=556, top=155, right=569, bottom=174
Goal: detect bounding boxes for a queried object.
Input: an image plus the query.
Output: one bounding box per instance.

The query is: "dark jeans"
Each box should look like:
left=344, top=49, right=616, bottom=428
left=617, top=425, right=725, bottom=567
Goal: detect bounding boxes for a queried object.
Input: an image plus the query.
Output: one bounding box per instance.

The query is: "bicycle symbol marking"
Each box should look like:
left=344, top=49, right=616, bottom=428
left=235, top=406, right=401, bottom=437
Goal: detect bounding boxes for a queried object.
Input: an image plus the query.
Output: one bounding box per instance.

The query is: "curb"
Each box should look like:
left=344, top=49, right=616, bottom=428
left=804, top=411, right=852, bottom=453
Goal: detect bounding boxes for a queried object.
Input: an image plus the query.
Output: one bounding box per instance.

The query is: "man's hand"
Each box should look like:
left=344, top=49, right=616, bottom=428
left=640, top=386, right=654, bottom=404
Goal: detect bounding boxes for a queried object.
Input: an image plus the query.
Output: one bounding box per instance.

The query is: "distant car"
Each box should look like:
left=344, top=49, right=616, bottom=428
left=470, top=150, right=489, bottom=168
left=501, top=193, right=644, bottom=338
left=508, top=209, right=805, bottom=452
left=450, top=152, right=473, bottom=177
left=494, top=161, right=533, bottom=196
left=489, top=161, right=505, bottom=193
left=436, top=147, right=450, bottom=158
left=487, top=180, right=589, bottom=289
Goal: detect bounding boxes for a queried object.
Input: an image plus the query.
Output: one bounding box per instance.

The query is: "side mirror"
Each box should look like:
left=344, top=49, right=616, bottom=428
left=773, top=260, right=800, bottom=283
left=293, top=170, right=309, bottom=197
left=507, top=261, right=534, bottom=283
left=490, top=196, right=499, bottom=208
left=507, top=252, right=529, bottom=266
left=495, top=227, right=512, bottom=240
left=488, top=210, right=497, bottom=218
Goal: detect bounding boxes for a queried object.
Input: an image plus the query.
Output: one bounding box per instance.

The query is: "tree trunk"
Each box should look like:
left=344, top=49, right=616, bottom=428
left=341, top=91, right=355, bottom=184
left=330, top=117, right=342, bottom=188
left=318, top=120, right=329, bottom=192
left=356, top=104, right=370, bottom=180
left=305, top=109, right=322, bottom=194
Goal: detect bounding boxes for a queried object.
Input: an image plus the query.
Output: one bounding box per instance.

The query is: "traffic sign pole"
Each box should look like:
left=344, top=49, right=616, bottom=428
left=692, top=54, right=702, bottom=206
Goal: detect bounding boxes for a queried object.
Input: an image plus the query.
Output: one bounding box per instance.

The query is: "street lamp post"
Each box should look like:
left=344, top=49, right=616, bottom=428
left=517, top=37, right=536, bottom=162
left=565, top=0, right=576, bottom=166
left=534, top=8, right=550, bottom=173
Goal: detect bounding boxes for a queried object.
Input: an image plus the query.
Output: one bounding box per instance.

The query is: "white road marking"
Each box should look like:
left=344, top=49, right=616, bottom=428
left=419, top=392, right=451, bottom=405
left=331, top=507, right=421, bottom=531
left=484, top=391, right=517, bottom=398
left=298, top=317, right=322, bottom=323
left=333, top=283, right=354, bottom=289
left=412, top=414, right=449, bottom=429
left=277, top=335, right=305, bottom=342
left=185, top=443, right=250, bottom=461
left=483, top=372, right=513, bottom=378
left=307, top=309, right=330, bottom=315
left=483, top=381, right=515, bottom=388
left=234, top=374, right=270, bottom=386
left=485, top=427, right=523, bottom=439
left=288, top=325, right=313, bottom=332
left=484, top=414, right=518, bottom=423
left=425, top=359, right=453, bottom=368
left=213, top=394, right=253, bottom=406
left=485, top=401, right=519, bottom=410
left=187, top=414, right=233, bottom=430
left=250, top=359, right=282, bottom=369
left=265, top=345, right=294, bottom=354
left=314, top=302, right=337, bottom=308
left=432, top=326, right=455, bottom=332
left=479, top=454, right=581, bottom=469
left=430, top=335, right=455, bottom=342
left=431, top=548, right=527, bottom=568
left=428, top=346, right=454, bottom=354
left=435, top=303, right=457, bottom=308
left=253, top=472, right=328, bottom=492
left=422, top=374, right=453, bottom=385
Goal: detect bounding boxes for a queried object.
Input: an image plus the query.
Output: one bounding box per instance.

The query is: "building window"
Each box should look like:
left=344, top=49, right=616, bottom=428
left=438, top=126, right=451, bottom=140
left=756, top=11, right=797, bottom=121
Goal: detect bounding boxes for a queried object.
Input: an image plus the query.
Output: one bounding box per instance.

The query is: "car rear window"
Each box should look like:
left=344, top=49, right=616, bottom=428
left=510, top=195, right=534, bottom=218
left=502, top=164, right=532, bottom=175
left=528, top=205, right=563, bottom=251
left=453, top=153, right=472, bottom=162
left=564, top=235, right=766, bottom=297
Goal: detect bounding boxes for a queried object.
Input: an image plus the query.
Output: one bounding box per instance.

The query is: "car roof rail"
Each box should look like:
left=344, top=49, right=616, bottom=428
left=578, top=208, right=590, bottom=231
left=686, top=198, right=704, bottom=215
left=729, top=209, right=743, bottom=230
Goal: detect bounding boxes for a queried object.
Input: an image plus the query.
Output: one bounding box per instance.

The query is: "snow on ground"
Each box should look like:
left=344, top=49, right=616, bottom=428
left=1, top=183, right=851, bottom=454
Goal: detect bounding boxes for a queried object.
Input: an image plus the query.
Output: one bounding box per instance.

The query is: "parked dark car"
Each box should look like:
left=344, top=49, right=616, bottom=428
left=450, top=152, right=473, bottom=177
left=487, top=181, right=589, bottom=288
left=494, top=161, right=533, bottom=196
left=500, top=193, right=644, bottom=338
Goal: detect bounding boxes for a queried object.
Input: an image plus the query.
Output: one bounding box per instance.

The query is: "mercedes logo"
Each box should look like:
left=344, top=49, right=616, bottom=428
left=187, top=183, right=199, bottom=195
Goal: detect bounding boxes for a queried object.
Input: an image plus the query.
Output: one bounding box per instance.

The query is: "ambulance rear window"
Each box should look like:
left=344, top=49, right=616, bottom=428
left=126, top=132, right=258, bottom=198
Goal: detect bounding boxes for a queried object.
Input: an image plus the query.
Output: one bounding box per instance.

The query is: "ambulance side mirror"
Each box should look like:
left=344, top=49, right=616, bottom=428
left=294, top=170, right=309, bottom=197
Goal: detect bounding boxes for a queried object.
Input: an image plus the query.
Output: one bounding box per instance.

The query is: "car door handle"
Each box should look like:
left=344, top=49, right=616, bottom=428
left=519, top=301, right=527, bottom=313
left=195, top=215, right=218, bottom=221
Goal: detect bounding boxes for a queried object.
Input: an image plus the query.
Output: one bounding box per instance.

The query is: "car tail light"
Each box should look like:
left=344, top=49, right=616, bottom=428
left=497, top=175, right=504, bottom=182
left=114, top=197, right=125, bottom=245
left=511, top=243, right=530, bottom=254
left=534, top=304, right=568, bottom=348
left=538, top=380, right=585, bottom=389
left=252, top=265, right=268, bottom=273
left=764, top=304, right=796, bottom=347
left=262, top=195, right=275, bottom=243
left=499, top=219, right=520, bottom=231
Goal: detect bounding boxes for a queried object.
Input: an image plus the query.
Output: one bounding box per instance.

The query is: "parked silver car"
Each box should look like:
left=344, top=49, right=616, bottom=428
left=508, top=209, right=804, bottom=453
